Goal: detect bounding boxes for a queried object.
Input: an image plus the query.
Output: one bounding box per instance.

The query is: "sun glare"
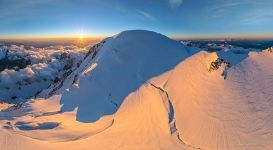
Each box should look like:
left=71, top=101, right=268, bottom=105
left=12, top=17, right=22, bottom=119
left=79, top=33, right=84, bottom=39
left=75, top=32, right=88, bottom=47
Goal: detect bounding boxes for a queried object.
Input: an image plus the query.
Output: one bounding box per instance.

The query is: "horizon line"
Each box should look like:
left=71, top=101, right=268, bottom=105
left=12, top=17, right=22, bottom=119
left=0, top=33, right=273, bottom=40
left=0, top=34, right=107, bottom=40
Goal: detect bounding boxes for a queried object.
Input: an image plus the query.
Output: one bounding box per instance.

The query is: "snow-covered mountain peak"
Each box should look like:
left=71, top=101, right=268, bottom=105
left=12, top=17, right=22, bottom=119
left=113, top=30, right=170, bottom=41
left=47, top=30, right=196, bottom=122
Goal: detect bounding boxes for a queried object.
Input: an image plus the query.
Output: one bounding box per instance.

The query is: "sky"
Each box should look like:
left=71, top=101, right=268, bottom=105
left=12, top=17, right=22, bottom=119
left=0, top=0, right=273, bottom=39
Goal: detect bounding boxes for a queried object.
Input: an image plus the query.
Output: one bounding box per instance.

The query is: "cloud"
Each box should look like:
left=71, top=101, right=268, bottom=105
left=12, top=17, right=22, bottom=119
left=241, top=9, right=273, bottom=25
left=0, top=44, right=86, bottom=101
left=137, top=10, right=156, bottom=21
left=208, top=0, right=273, bottom=19
left=168, top=0, right=183, bottom=9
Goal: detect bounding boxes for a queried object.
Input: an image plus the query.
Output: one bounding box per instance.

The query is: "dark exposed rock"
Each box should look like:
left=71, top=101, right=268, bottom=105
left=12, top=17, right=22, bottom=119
left=208, top=58, right=231, bottom=72
left=209, top=57, right=231, bottom=80
left=0, top=57, right=31, bottom=72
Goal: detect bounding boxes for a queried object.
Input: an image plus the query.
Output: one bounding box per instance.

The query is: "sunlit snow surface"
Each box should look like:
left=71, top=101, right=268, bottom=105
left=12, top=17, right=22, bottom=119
left=0, top=30, right=273, bottom=150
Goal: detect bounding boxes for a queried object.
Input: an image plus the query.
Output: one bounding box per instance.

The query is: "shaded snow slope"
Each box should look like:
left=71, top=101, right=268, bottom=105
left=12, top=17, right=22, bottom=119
left=0, top=83, right=197, bottom=150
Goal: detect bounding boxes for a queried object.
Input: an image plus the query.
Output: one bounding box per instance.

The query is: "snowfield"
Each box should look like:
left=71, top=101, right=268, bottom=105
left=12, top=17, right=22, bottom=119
left=0, top=30, right=273, bottom=150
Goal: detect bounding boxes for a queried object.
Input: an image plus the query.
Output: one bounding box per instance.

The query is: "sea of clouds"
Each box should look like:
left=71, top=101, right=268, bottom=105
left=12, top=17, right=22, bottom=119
left=0, top=44, right=88, bottom=102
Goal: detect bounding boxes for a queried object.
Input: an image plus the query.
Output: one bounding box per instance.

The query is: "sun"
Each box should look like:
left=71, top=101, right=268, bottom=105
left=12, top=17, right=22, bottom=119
left=79, top=33, right=84, bottom=39
left=75, top=32, right=87, bottom=47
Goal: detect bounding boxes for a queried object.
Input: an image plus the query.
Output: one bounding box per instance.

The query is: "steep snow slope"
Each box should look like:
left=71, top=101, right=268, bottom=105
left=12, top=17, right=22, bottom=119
left=56, top=30, right=195, bottom=122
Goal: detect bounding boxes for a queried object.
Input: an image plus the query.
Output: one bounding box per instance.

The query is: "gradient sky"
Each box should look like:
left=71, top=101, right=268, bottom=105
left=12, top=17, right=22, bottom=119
left=0, top=0, right=273, bottom=38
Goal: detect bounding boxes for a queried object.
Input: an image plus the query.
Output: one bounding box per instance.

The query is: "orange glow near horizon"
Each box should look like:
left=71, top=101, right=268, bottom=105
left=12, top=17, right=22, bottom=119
left=74, top=36, right=89, bottom=47
left=0, top=34, right=107, bottom=40
left=0, top=34, right=105, bottom=48
left=0, top=33, right=273, bottom=40
left=78, top=32, right=85, bottom=39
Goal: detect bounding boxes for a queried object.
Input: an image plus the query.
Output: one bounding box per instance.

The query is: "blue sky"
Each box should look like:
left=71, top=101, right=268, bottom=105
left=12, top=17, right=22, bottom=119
left=0, top=0, right=273, bottom=38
